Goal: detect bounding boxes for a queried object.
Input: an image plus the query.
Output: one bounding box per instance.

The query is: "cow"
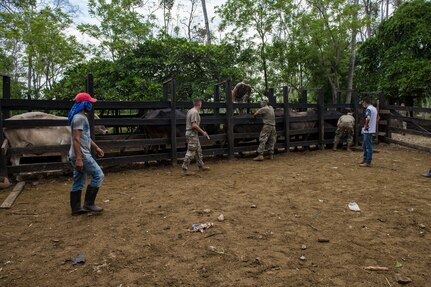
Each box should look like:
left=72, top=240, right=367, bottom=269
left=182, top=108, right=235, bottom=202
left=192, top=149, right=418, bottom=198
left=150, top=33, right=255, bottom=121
left=129, top=108, right=221, bottom=153
left=232, top=109, right=341, bottom=150
left=3, top=112, right=108, bottom=166
left=233, top=109, right=317, bottom=134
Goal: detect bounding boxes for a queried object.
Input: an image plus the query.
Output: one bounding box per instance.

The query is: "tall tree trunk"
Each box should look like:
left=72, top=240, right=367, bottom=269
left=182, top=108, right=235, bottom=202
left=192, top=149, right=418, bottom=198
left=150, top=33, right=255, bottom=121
left=346, top=0, right=359, bottom=104
left=362, top=0, right=372, bottom=37
left=27, top=56, right=32, bottom=100
left=260, top=39, right=268, bottom=91
left=201, top=0, right=211, bottom=44
left=386, top=0, right=389, bottom=18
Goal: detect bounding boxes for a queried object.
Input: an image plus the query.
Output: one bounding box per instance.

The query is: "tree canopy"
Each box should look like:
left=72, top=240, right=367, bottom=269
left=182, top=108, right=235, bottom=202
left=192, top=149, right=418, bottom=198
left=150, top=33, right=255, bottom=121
left=0, top=0, right=428, bottom=103
left=356, top=0, right=431, bottom=102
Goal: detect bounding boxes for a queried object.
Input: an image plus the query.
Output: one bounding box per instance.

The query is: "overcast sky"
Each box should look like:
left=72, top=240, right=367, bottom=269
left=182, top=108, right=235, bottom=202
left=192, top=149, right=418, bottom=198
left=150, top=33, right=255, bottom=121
left=68, top=0, right=227, bottom=45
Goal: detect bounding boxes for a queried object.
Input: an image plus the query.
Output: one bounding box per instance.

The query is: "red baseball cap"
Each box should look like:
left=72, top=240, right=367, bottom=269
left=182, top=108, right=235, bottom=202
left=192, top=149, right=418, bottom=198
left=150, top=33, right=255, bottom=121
left=75, top=92, right=97, bottom=103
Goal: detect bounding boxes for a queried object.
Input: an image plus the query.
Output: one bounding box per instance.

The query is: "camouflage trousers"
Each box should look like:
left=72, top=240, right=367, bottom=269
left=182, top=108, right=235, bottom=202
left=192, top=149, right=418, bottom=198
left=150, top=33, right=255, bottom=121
left=257, top=125, right=277, bottom=155
left=334, top=126, right=354, bottom=145
left=182, top=134, right=204, bottom=170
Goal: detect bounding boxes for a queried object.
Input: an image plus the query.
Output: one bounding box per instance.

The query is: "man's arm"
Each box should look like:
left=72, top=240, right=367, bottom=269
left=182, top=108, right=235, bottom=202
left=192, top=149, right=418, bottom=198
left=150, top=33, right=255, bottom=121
left=73, top=130, right=83, bottom=171
left=91, top=140, right=104, bottom=157
left=192, top=122, right=208, bottom=137
left=254, top=108, right=262, bottom=117
left=364, top=115, right=371, bottom=131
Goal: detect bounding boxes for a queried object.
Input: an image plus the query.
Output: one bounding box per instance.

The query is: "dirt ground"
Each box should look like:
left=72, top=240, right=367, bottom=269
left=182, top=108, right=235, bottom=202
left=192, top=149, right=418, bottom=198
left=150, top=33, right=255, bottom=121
left=0, top=144, right=430, bottom=287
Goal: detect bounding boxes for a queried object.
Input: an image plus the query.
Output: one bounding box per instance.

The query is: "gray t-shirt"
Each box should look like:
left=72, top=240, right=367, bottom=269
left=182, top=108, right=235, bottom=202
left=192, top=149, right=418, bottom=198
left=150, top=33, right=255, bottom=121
left=256, top=106, right=276, bottom=126
left=186, top=107, right=201, bottom=136
left=69, top=113, right=92, bottom=159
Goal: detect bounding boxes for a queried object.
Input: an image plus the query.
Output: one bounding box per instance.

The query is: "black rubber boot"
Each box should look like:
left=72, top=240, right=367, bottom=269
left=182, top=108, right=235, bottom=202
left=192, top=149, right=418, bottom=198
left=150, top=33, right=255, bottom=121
left=70, top=190, right=88, bottom=216
left=84, top=185, right=103, bottom=213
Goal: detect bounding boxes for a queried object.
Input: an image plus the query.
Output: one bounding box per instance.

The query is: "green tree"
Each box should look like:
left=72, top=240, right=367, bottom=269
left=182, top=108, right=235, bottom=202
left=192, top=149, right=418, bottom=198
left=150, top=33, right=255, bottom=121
left=46, top=37, right=249, bottom=102
left=78, top=0, right=156, bottom=60
left=217, top=0, right=284, bottom=91
left=0, top=2, right=84, bottom=99
left=356, top=0, right=431, bottom=102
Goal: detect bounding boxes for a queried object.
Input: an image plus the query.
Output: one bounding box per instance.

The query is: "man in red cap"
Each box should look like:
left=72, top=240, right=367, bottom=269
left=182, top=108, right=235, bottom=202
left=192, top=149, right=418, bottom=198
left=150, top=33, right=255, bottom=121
left=68, top=92, right=105, bottom=216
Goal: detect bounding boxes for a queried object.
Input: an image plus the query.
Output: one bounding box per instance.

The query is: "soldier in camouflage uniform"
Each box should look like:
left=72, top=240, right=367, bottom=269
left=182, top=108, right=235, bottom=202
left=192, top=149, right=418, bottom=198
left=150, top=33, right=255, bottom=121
left=253, top=101, right=277, bottom=161
left=182, top=99, right=210, bottom=176
left=333, top=108, right=355, bottom=151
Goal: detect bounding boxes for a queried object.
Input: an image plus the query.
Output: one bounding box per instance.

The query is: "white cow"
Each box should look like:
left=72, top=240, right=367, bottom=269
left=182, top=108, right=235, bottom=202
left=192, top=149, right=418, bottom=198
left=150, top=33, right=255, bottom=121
left=3, top=112, right=107, bottom=166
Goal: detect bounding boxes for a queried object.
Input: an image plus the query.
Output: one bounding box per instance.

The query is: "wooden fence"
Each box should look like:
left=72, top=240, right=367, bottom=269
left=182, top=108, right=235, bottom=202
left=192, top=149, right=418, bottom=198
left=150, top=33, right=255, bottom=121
left=1, top=74, right=364, bottom=177
left=379, top=97, right=431, bottom=152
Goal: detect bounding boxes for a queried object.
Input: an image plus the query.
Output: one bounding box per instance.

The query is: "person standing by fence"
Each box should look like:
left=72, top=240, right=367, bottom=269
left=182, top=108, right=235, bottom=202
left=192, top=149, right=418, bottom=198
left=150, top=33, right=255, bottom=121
left=253, top=100, right=277, bottom=161
left=333, top=108, right=355, bottom=151
left=68, top=92, right=105, bottom=216
left=182, top=98, right=210, bottom=176
left=360, top=98, right=378, bottom=167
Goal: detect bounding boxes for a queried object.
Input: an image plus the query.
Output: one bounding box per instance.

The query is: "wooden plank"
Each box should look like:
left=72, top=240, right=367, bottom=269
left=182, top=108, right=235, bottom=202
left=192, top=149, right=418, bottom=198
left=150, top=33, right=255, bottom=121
left=1, top=139, right=8, bottom=156
left=0, top=99, right=170, bottom=110
left=290, top=103, right=319, bottom=109
left=0, top=181, right=26, bottom=209
left=7, top=162, right=71, bottom=173
left=352, top=92, right=360, bottom=147
left=318, top=90, right=325, bottom=149
left=382, top=137, right=431, bottom=153
left=390, top=127, right=431, bottom=138
left=283, top=86, right=290, bottom=152
left=170, top=79, right=177, bottom=166
left=226, top=81, right=235, bottom=159
left=0, top=104, right=7, bottom=177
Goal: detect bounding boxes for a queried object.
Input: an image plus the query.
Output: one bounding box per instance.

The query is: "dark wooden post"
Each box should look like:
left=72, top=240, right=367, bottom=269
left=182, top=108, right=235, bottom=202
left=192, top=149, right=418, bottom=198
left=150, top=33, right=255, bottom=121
left=283, top=86, right=290, bottom=153
left=318, top=90, right=325, bottom=150
left=352, top=91, right=359, bottom=147
left=2, top=75, right=11, bottom=119
left=214, top=84, right=220, bottom=117
left=162, top=83, right=168, bottom=102
left=378, top=91, right=389, bottom=140
left=85, top=73, right=95, bottom=142
left=226, top=80, right=234, bottom=159
left=0, top=103, right=7, bottom=178
left=336, top=91, right=341, bottom=105
left=1, top=75, right=11, bottom=177
left=300, top=89, right=307, bottom=111
left=170, top=79, right=177, bottom=165
left=268, top=88, right=276, bottom=107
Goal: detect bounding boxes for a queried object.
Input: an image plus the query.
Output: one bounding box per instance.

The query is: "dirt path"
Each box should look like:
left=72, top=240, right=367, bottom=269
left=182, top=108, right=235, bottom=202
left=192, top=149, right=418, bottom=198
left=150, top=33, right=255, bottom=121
left=0, top=144, right=430, bottom=287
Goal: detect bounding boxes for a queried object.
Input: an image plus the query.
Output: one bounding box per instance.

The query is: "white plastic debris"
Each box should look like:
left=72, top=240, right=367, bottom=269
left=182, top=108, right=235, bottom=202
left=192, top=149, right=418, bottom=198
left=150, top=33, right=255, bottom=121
left=348, top=202, right=361, bottom=212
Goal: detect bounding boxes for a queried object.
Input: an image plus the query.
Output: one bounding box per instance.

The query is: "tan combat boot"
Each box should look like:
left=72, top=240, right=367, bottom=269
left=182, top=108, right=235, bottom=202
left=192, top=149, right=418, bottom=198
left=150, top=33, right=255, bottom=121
left=347, top=144, right=352, bottom=152
left=269, top=154, right=274, bottom=160
left=333, top=140, right=339, bottom=151
left=253, top=154, right=264, bottom=161
left=199, top=166, right=210, bottom=171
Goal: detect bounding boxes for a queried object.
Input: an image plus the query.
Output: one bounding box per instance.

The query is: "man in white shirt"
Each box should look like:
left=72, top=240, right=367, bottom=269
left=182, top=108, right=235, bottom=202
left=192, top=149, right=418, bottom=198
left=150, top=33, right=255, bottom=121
left=360, top=98, right=378, bottom=167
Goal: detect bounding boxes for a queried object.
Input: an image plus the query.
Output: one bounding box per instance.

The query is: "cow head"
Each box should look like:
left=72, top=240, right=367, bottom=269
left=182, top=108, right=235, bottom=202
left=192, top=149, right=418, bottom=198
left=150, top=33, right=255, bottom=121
left=94, top=114, right=108, bottom=135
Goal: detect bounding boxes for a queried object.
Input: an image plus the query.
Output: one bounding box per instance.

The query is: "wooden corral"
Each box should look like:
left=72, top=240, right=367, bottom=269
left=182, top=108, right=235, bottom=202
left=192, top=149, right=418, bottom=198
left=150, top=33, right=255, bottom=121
left=1, top=74, right=366, bottom=178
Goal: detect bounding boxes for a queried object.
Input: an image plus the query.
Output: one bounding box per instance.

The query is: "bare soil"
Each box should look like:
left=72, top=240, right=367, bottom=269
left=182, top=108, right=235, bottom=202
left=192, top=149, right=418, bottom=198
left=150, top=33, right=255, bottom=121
left=0, top=144, right=430, bottom=287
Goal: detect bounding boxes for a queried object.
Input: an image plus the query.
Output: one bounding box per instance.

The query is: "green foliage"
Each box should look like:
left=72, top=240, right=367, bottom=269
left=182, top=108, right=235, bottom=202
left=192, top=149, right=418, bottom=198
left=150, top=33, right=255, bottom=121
left=0, top=2, right=85, bottom=99
left=356, top=0, right=431, bottom=101
left=77, top=0, right=155, bottom=60
left=46, top=37, right=248, bottom=102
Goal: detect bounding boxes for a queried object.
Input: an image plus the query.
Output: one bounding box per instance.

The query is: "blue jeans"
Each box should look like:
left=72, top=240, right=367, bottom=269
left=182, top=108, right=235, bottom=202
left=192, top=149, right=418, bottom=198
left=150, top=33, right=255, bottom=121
left=71, top=156, right=104, bottom=192
left=362, top=133, right=373, bottom=164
